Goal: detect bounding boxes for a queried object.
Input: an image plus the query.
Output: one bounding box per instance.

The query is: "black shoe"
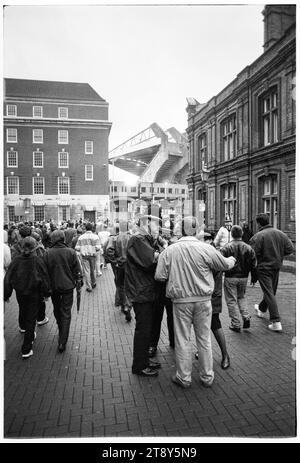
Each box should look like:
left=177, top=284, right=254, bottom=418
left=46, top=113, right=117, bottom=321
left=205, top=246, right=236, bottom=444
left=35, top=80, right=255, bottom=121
left=125, top=310, right=132, bottom=322
left=148, top=359, right=161, bottom=370
left=92, top=283, right=96, bottom=289
left=132, top=367, right=159, bottom=377
left=221, top=355, right=230, bottom=369
left=229, top=325, right=241, bottom=333
left=148, top=346, right=157, bottom=358
left=58, top=343, right=66, bottom=353
left=243, top=317, right=251, bottom=329
left=86, top=288, right=92, bottom=293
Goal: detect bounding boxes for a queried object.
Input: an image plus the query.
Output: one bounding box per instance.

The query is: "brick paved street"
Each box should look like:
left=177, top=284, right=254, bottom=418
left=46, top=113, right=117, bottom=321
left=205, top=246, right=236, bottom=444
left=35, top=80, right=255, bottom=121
left=4, top=265, right=296, bottom=439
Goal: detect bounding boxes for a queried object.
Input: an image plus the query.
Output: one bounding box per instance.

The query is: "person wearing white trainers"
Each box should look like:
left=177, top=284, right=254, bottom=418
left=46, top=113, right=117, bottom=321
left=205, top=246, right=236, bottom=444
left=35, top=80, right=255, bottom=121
left=250, top=213, right=294, bottom=332
left=4, top=236, right=51, bottom=358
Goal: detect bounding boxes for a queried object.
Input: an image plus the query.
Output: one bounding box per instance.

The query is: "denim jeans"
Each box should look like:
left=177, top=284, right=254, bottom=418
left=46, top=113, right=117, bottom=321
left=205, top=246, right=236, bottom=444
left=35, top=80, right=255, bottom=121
left=16, top=292, right=40, bottom=354
left=173, top=300, right=214, bottom=386
left=132, top=301, right=155, bottom=373
left=51, top=290, right=74, bottom=345
left=224, top=277, right=250, bottom=328
left=257, top=268, right=280, bottom=322
left=81, top=256, right=96, bottom=290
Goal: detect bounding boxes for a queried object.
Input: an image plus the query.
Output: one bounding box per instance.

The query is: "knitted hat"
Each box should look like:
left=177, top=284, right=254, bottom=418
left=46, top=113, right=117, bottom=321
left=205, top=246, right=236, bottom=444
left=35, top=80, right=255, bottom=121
left=51, top=229, right=65, bottom=244
left=19, top=225, right=32, bottom=238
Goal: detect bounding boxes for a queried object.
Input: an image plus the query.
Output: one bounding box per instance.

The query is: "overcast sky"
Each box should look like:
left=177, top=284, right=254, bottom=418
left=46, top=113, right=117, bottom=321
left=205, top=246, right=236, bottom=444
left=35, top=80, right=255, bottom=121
left=3, top=2, right=265, bottom=181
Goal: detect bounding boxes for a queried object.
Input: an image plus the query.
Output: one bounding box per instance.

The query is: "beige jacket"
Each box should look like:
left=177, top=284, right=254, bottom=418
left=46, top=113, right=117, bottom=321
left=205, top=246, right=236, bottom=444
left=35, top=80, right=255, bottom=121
left=155, top=236, right=235, bottom=303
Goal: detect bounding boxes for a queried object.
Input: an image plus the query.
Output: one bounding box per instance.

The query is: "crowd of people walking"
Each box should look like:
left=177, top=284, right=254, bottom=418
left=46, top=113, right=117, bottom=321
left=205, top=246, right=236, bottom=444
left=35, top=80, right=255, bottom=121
left=3, top=212, right=294, bottom=389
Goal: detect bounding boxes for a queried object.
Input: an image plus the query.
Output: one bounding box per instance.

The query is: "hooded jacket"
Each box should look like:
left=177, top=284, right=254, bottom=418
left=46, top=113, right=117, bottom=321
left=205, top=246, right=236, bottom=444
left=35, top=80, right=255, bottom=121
left=4, top=250, right=51, bottom=300
left=44, top=241, right=82, bottom=293
left=125, top=229, right=157, bottom=303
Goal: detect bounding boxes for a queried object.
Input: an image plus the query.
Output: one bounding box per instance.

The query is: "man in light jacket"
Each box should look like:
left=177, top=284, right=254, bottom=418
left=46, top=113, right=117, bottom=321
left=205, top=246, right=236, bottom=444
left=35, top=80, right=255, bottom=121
left=155, top=216, right=236, bottom=389
left=76, top=222, right=101, bottom=292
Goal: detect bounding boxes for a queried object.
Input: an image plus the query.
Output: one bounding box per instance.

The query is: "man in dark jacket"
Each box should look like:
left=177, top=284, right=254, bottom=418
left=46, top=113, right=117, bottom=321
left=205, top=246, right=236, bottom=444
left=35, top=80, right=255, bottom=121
left=10, top=225, right=32, bottom=259
left=44, top=230, right=82, bottom=352
left=4, top=236, right=51, bottom=358
left=221, top=225, right=257, bottom=332
left=249, top=213, right=294, bottom=332
left=125, top=215, right=162, bottom=377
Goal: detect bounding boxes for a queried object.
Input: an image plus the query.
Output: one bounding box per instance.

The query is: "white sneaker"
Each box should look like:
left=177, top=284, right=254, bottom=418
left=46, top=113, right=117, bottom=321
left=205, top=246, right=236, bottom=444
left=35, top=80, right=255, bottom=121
left=254, top=304, right=268, bottom=319
left=268, top=322, right=282, bottom=332
left=22, top=350, right=33, bottom=359
left=19, top=328, right=25, bottom=333
left=37, top=317, right=49, bottom=326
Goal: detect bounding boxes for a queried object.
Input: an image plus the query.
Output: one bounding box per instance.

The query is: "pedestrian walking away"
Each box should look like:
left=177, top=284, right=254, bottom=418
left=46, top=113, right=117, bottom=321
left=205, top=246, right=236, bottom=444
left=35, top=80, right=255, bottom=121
left=4, top=236, right=51, bottom=358
left=76, top=222, right=101, bottom=292
left=125, top=215, right=162, bottom=377
left=44, top=230, right=82, bottom=352
left=249, top=213, right=294, bottom=332
left=155, top=216, right=236, bottom=389
left=220, top=225, right=257, bottom=333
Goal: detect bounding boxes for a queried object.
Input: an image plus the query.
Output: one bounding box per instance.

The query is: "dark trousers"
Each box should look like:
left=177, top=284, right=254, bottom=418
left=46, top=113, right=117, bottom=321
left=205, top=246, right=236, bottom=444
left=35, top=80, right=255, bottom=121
left=51, top=290, right=74, bottom=345
left=257, top=268, right=280, bottom=322
left=17, top=292, right=39, bottom=354
left=150, top=296, right=174, bottom=349
left=132, top=301, right=155, bottom=373
left=37, top=299, right=46, bottom=322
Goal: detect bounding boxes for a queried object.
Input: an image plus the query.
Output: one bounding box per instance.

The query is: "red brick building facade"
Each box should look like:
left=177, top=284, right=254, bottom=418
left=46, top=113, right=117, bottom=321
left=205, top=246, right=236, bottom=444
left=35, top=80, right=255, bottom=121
left=4, top=78, right=111, bottom=223
left=186, top=5, right=296, bottom=241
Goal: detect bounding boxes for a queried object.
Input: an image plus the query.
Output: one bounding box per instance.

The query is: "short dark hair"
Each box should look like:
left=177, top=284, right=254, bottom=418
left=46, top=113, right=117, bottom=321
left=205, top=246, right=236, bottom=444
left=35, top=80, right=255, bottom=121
left=231, top=225, right=243, bottom=239
left=256, top=213, right=269, bottom=227
left=85, top=222, right=93, bottom=231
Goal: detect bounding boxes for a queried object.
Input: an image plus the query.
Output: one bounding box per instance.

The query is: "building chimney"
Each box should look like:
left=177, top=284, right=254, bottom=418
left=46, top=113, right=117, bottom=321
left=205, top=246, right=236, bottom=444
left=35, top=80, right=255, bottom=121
left=263, top=5, right=296, bottom=51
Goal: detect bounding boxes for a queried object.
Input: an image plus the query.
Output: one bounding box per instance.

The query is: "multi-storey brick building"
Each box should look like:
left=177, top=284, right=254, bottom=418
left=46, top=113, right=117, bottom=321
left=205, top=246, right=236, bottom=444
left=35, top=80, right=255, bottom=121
left=4, top=78, right=111, bottom=224
left=186, top=5, right=296, bottom=241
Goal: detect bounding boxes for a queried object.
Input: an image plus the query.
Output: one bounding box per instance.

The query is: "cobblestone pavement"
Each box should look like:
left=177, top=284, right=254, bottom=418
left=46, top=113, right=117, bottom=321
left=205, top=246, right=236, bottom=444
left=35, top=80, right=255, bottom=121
left=3, top=266, right=296, bottom=439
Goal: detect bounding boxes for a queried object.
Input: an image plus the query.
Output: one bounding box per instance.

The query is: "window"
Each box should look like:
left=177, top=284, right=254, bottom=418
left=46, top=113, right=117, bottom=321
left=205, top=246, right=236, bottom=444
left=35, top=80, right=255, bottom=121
left=7, top=150, right=18, bottom=167
left=33, top=177, right=44, bottom=195
left=58, top=130, right=68, bottom=144
left=198, top=133, right=207, bottom=170
left=131, top=187, right=137, bottom=192
left=7, top=176, right=19, bottom=195
left=160, top=188, right=165, bottom=193
left=289, top=177, right=295, bottom=221
left=261, top=88, right=278, bottom=146
left=58, top=177, right=69, bottom=194
left=7, top=128, right=17, bottom=142
left=60, top=206, right=68, bottom=221
left=58, top=151, right=69, bottom=168
left=33, top=129, right=43, bottom=143
left=6, top=105, right=17, bottom=117
left=34, top=206, right=45, bottom=222
left=85, top=141, right=93, bottom=154
left=8, top=206, right=15, bottom=222
left=33, top=150, right=44, bottom=168
left=141, top=187, right=146, bottom=193
left=222, top=183, right=236, bottom=223
left=85, top=165, right=93, bottom=181
left=260, top=175, right=278, bottom=228
left=182, top=189, right=186, bottom=194
left=33, top=106, right=43, bottom=118
left=58, top=107, right=68, bottom=119
left=168, top=188, right=173, bottom=194
left=222, top=114, right=236, bottom=161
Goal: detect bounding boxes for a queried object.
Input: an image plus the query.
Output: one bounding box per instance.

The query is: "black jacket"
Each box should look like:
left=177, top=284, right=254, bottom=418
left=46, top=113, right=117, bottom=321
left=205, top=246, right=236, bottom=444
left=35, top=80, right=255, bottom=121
left=125, top=232, right=157, bottom=303
left=249, top=225, right=294, bottom=270
left=221, top=239, right=257, bottom=278
left=4, top=252, right=51, bottom=300
left=44, top=242, right=82, bottom=293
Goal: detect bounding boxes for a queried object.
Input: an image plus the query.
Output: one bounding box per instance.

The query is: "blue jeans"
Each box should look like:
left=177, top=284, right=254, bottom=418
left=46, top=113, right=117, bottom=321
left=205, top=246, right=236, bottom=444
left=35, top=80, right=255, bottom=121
left=51, top=290, right=74, bottom=345
left=173, top=300, right=214, bottom=386
left=257, top=268, right=280, bottom=322
left=81, top=256, right=96, bottom=290
left=224, top=277, right=250, bottom=328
